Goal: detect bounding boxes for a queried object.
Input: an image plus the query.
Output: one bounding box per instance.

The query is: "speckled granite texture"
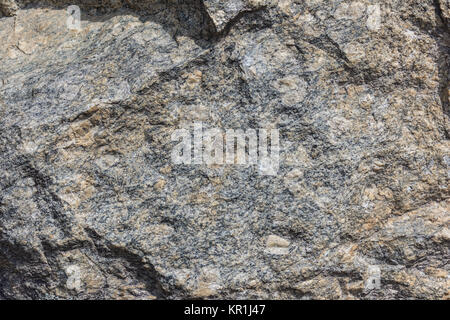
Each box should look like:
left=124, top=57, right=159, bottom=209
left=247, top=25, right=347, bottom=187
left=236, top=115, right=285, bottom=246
left=0, top=0, right=449, bottom=299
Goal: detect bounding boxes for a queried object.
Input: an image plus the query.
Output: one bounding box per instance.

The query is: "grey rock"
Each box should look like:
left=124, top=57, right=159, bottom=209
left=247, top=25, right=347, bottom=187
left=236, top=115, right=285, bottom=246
left=0, top=0, right=449, bottom=299
left=203, top=0, right=268, bottom=32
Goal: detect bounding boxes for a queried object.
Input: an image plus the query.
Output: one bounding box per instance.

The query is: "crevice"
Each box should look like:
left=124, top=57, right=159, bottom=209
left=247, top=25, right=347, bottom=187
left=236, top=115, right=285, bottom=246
left=20, top=160, right=74, bottom=237
left=300, top=34, right=365, bottom=83
left=22, top=162, right=60, bottom=221
left=434, top=0, right=449, bottom=32
left=211, top=6, right=269, bottom=40
left=83, top=226, right=170, bottom=299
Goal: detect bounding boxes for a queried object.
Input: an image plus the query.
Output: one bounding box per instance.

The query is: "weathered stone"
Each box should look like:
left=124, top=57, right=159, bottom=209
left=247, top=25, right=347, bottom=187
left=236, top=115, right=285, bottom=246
left=0, top=0, right=448, bottom=299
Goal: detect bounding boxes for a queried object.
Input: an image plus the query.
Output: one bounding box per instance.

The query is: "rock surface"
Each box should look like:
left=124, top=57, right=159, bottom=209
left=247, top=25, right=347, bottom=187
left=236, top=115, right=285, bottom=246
left=0, top=0, right=449, bottom=299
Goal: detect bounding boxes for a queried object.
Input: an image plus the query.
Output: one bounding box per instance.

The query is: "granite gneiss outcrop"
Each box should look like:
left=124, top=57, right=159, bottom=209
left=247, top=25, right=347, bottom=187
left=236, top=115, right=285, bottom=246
left=0, top=0, right=449, bottom=299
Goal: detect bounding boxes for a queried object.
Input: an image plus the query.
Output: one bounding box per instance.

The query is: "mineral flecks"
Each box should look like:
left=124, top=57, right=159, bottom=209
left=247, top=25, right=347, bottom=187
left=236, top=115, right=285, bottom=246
left=0, top=0, right=449, bottom=299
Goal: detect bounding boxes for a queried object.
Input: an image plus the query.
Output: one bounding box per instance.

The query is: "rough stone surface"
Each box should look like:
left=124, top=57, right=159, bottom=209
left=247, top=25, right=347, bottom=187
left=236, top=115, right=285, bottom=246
left=0, top=0, right=449, bottom=299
